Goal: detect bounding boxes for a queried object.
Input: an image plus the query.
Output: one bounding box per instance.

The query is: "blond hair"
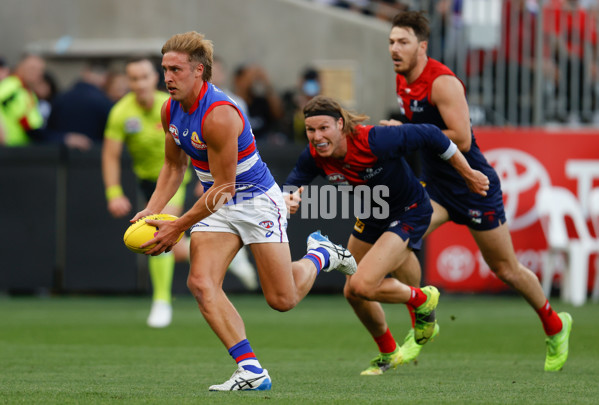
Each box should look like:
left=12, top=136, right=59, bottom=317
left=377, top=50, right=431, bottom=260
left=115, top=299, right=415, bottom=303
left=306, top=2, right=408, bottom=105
left=304, top=95, right=369, bottom=134
left=162, top=31, right=214, bottom=82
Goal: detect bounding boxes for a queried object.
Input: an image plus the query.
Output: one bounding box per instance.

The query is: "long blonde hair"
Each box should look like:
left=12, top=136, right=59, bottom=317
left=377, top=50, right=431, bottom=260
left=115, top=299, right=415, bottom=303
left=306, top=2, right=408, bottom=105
left=303, top=95, right=369, bottom=135
left=162, top=31, right=213, bottom=82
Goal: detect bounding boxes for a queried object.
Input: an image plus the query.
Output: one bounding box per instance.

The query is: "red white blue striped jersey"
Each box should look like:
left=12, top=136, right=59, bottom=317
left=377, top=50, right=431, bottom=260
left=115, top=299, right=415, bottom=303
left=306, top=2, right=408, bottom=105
left=166, top=81, right=275, bottom=202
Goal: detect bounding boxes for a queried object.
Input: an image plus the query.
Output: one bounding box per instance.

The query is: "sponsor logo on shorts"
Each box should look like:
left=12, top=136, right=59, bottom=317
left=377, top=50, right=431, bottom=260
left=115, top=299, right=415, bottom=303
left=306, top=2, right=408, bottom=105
left=259, top=220, right=274, bottom=238
left=389, top=220, right=413, bottom=234
left=190, top=222, right=210, bottom=231
left=259, top=220, right=274, bottom=229
left=484, top=210, right=497, bottom=223
left=468, top=209, right=482, bottom=217
left=354, top=217, right=365, bottom=233
left=469, top=208, right=482, bottom=224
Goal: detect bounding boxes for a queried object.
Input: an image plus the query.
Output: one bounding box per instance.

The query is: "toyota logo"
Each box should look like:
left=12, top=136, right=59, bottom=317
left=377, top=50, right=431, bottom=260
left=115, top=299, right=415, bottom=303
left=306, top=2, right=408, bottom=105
left=437, top=245, right=475, bottom=282
left=485, top=148, right=551, bottom=231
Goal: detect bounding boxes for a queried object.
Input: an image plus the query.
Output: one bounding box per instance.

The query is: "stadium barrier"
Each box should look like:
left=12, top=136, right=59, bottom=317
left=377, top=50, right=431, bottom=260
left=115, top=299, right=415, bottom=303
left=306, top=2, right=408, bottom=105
left=0, top=143, right=354, bottom=295
left=425, top=127, right=599, bottom=303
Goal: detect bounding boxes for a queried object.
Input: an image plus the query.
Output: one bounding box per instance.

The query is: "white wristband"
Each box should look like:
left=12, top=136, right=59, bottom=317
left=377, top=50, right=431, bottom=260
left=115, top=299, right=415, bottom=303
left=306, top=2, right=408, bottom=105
left=439, top=141, right=458, bottom=160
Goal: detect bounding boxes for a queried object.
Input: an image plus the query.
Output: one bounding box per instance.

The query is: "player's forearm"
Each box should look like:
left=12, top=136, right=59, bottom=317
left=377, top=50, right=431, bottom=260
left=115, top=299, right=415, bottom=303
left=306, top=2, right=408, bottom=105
left=446, top=150, right=477, bottom=182
left=441, top=128, right=471, bottom=152
left=146, top=163, right=186, bottom=213
left=177, top=182, right=236, bottom=230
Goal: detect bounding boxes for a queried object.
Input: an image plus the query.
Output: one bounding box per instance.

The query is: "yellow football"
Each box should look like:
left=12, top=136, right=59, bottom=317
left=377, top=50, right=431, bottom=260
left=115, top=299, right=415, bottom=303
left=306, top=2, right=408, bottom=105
left=123, top=214, right=184, bottom=254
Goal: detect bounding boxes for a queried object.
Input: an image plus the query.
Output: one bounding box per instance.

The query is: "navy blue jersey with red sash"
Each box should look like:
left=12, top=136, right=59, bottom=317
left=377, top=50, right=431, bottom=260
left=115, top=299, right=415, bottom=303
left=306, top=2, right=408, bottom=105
left=396, top=58, right=499, bottom=195
left=166, top=81, right=275, bottom=202
left=284, top=123, right=454, bottom=216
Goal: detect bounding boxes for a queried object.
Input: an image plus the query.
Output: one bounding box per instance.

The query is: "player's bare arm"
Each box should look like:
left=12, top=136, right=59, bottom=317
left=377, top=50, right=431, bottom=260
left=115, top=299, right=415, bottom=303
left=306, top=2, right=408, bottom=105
left=144, top=103, right=242, bottom=255
left=136, top=101, right=189, bottom=255
left=135, top=100, right=188, bottom=221
left=178, top=104, right=240, bottom=227
left=430, top=75, right=472, bottom=152
left=446, top=149, right=489, bottom=196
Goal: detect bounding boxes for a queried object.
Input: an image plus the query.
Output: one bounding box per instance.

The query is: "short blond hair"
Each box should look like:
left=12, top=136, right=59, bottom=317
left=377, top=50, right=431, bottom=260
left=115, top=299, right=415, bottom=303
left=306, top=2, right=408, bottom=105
left=162, top=31, right=213, bottom=82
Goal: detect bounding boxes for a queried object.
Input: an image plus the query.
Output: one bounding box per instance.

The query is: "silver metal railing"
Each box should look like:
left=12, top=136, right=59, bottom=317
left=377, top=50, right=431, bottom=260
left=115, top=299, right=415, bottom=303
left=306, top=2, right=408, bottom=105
left=416, top=0, right=599, bottom=126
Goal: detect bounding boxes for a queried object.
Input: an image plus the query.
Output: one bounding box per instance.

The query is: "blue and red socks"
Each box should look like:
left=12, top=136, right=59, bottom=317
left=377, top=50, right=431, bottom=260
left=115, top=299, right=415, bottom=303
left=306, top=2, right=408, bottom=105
left=304, top=247, right=330, bottom=274
left=229, top=339, right=263, bottom=374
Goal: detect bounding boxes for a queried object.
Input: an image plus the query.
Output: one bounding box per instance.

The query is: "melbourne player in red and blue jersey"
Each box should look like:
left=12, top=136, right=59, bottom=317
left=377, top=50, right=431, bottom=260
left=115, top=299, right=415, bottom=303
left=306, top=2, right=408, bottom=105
left=130, top=32, right=358, bottom=392
left=284, top=95, right=489, bottom=375
left=379, top=11, right=571, bottom=373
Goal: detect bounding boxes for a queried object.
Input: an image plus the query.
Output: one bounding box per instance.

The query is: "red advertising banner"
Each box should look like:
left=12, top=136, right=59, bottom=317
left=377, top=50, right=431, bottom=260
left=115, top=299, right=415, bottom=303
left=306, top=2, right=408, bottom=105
left=424, top=127, right=599, bottom=292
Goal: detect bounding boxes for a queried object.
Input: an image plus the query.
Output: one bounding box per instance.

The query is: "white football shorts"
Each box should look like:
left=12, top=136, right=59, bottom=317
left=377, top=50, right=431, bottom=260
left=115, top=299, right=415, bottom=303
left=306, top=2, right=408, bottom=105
left=189, top=184, right=289, bottom=244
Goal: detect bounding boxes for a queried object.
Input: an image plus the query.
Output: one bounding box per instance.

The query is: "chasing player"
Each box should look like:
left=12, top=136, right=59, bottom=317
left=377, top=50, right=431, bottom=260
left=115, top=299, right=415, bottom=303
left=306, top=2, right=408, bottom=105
left=283, top=95, right=490, bottom=375
left=370, top=11, right=571, bottom=372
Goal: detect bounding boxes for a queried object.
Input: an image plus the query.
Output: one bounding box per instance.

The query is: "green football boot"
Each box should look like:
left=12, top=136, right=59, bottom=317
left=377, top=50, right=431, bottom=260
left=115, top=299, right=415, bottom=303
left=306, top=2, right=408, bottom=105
left=545, top=312, right=573, bottom=372
left=413, top=286, right=440, bottom=345
left=400, top=323, right=440, bottom=364
left=360, top=344, right=403, bottom=376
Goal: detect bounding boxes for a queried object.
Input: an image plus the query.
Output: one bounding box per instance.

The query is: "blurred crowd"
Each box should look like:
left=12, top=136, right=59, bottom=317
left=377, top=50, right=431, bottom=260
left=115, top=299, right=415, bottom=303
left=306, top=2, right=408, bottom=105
left=311, top=0, right=599, bottom=126
left=2, top=0, right=599, bottom=149
left=0, top=53, right=322, bottom=149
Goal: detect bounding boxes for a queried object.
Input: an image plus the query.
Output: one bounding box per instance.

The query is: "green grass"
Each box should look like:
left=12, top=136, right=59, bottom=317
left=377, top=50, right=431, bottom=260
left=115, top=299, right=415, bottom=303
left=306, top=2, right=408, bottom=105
left=0, top=294, right=597, bottom=404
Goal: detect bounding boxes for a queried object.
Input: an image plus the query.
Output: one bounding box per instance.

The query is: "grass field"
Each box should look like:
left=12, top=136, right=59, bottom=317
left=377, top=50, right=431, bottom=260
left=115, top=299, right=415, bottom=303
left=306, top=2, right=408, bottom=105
left=1, top=294, right=597, bottom=404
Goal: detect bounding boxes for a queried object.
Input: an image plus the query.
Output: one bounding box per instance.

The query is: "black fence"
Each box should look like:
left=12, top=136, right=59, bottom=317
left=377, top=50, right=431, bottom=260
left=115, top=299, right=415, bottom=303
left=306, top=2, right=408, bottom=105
left=0, top=144, right=357, bottom=295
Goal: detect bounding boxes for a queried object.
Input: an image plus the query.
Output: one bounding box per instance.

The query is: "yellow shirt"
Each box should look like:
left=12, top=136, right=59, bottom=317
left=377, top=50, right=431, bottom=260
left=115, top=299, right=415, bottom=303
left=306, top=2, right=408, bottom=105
left=104, top=91, right=169, bottom=181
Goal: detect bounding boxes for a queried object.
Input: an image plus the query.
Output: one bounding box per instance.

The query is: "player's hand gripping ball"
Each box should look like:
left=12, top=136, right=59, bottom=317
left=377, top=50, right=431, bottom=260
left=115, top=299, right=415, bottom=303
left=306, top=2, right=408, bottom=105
left=123, top=214, right=183, bottom=253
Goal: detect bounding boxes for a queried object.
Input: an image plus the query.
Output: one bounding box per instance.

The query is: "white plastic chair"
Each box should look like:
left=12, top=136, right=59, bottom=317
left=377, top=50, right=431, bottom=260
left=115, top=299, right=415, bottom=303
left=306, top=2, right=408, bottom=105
left=535, top=186, right=599, bottom=306
left=587, top=188, right=599, bottom=302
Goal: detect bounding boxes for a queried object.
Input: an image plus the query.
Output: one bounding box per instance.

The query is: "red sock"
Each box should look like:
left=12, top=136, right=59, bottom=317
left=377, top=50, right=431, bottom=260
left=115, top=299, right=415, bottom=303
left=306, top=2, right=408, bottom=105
left=406, top=286, right=427, bottom=308
left=536, top=300, right=563, bottom=336
left=373, top=327, right=397, bottom=354
left=406, top=304, right=416, bottom=328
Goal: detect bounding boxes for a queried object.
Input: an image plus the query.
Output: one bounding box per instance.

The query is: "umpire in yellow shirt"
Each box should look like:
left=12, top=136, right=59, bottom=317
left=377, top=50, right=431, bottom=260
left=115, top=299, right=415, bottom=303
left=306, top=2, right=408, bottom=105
left=102, top=56, right=190, bottom=328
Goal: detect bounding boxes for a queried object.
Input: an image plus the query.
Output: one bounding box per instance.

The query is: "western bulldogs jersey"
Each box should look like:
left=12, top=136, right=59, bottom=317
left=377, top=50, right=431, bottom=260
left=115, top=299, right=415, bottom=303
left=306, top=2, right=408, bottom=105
left=284, top=123, right=455, bottom=217
left=166, top=81, right=275, bottom=202
left=396, top=58, right=499, bottom=194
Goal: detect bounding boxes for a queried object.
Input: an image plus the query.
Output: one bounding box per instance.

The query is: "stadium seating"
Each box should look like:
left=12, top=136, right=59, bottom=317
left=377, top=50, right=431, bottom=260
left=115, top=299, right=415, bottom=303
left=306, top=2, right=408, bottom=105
left=536, top=186, right=599, bottom=306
